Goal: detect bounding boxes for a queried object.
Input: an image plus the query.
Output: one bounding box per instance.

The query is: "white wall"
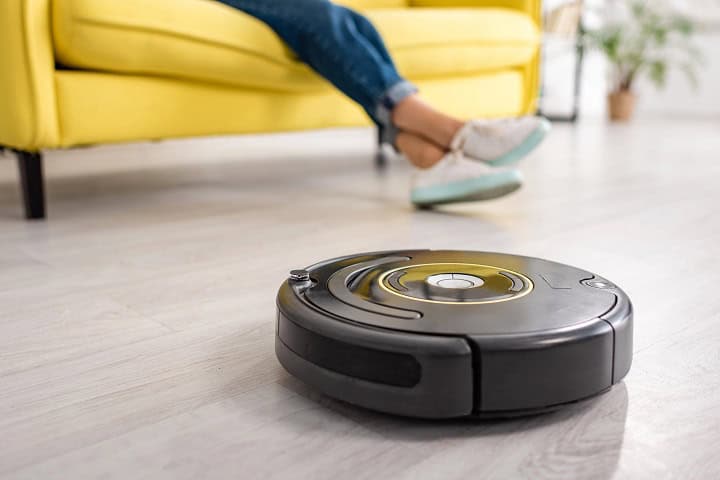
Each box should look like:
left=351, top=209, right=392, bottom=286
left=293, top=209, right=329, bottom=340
left=635, top=31, right=720, bottom=117
left=541, top=0, right=720, bottom=119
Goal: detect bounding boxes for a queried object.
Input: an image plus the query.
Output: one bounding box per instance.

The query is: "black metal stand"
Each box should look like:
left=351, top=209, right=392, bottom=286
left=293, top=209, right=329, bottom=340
left=539, top=24, right=585, bottom=123
left=14, top=150, right=46, bottom=220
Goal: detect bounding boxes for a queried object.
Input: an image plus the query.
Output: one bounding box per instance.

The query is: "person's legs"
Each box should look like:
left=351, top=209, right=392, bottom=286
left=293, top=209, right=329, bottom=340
left=216, top=0, right=413, bottom=125
left=215, top=0, right=460, bottom=168
left=214, top=0, right=548, bottom=205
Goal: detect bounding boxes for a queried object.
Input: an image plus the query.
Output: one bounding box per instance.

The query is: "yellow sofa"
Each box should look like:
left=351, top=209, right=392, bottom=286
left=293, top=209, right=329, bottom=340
left=0, top=0, right=541, bottom=219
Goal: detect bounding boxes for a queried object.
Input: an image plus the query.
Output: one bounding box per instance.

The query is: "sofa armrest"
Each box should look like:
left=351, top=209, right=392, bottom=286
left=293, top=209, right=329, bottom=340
left=409, top=0, right=541, bottom=27
left=0, top=0, right=59, bottom=150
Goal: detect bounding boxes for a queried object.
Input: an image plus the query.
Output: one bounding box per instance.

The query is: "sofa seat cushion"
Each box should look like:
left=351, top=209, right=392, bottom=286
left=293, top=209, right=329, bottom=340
left=52, top=0, right=539, bottom=92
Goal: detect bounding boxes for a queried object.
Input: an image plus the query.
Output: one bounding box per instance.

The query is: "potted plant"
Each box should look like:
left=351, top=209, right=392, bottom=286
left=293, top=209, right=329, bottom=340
left=583, top=0, right=702, bottom=121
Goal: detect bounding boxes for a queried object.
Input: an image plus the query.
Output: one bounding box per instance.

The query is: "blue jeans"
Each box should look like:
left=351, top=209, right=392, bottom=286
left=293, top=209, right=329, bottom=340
left=215, top=0, right=416, bottom=137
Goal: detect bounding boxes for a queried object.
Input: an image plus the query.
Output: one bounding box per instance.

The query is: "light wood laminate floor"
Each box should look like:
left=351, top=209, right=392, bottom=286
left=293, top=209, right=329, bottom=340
left=1, top=117, right=719, bottom=479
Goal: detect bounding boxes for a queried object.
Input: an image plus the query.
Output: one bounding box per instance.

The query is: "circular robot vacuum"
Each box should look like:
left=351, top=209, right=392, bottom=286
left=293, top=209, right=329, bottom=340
left=275, top=250, right=633, bottom=419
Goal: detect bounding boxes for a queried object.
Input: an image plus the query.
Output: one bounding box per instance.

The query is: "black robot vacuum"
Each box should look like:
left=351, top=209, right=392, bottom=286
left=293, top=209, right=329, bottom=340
left=276, top=250, right=632, bottom=419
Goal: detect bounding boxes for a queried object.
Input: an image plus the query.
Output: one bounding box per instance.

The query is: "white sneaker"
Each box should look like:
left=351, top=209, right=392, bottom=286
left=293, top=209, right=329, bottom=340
left=411, top=152, right=523, bottom=207
left=450, top=116, right=551, bottom=166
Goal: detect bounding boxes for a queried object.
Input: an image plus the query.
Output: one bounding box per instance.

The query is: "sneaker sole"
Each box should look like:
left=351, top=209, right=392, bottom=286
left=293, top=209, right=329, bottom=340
left=485, top=118, right=551, bottom=167
left=411, top=170, right=523, bottom=207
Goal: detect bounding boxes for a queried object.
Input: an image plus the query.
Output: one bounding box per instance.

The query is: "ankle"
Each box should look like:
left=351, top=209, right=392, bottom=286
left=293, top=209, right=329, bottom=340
left=439, top=118, right=464, bottom=148
left=396, top=132, right=446, bottom=169
left=392, top=97, right=464, bottom=149
left=391, top=95, right=420, bottom=131
left=411, top=149, right=445, bottom=169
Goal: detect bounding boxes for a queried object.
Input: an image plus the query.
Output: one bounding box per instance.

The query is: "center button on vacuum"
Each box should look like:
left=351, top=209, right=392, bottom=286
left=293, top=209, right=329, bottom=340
left=426, top=273, right=484, bottom=289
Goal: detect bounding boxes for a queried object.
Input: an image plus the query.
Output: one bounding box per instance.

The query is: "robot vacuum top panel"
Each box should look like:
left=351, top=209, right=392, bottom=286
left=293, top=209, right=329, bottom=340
left=301, top=250, right=624, bottom=336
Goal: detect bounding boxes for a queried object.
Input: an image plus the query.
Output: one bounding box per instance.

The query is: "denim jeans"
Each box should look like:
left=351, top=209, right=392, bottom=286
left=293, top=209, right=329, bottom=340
left=215, top=0, right=416, bottom=137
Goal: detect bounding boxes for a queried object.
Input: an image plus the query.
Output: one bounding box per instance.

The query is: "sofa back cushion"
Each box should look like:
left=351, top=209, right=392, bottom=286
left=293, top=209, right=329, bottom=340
left=410, top=1, right=533, bottom=12
left=337, top=0, right=409, bottom=8
left=53, top=0, right=537, bottom=94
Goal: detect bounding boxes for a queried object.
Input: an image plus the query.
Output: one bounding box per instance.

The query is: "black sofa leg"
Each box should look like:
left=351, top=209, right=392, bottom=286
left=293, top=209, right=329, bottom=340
left=15, top=150, right=46, bottom=220
left=374, top=125, right=388, bottom=170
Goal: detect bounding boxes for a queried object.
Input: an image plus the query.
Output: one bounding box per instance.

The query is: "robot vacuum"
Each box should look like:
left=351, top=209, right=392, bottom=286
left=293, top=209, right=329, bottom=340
left=275, top=250, right=633, bottom=419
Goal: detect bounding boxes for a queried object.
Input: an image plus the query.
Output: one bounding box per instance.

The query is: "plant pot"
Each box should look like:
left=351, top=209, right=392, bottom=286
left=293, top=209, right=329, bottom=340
left=607, top=90, right=636, bottom=122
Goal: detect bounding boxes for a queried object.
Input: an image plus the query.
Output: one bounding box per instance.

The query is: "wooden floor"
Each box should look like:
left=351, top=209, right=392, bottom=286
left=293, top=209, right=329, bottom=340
left=1, top=117, right=719, bottom=479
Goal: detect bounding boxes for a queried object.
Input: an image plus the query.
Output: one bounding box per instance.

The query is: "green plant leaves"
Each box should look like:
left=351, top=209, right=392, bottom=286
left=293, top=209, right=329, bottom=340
left=582, top=0, right=703, bottom=92
left=648, top=60, right=667, bottom=88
